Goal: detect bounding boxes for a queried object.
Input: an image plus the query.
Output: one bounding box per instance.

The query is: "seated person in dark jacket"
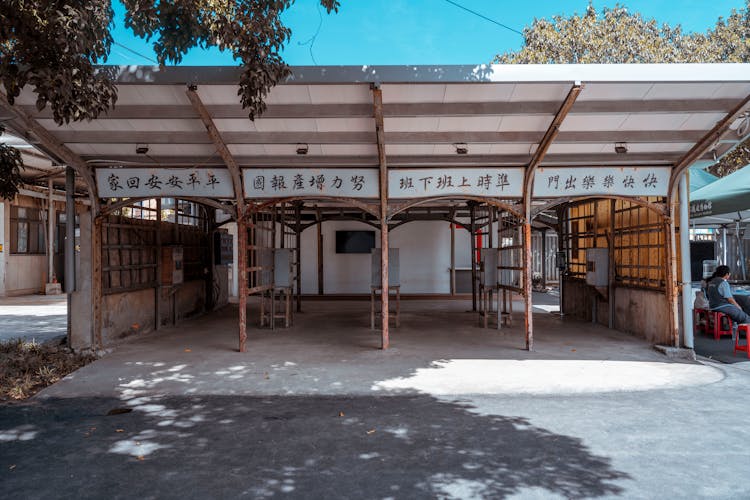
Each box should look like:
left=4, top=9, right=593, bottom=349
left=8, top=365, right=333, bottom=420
left=706, top=265, right=750, bottom=325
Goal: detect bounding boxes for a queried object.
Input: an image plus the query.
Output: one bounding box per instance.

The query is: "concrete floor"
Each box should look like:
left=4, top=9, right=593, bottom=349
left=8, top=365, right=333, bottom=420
left=4, top=297, right=750, bottom=498
left=37, top=296, right=722, bottom=400
left=0, top=294, right=67, bottom=344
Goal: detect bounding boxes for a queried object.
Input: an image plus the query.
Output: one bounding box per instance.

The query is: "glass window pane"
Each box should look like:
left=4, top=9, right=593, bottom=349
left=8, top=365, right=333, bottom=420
left=17, top=222, right=28, bottom=253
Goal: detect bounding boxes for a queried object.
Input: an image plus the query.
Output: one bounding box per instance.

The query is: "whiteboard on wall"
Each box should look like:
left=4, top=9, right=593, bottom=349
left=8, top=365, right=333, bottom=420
left=96, top=168, right=235, bottom=198
left=532, top=167, right=671, bottom=198
left=243, top=168, right=379, bottom=198
left=388, top=168, right=524, bottom=199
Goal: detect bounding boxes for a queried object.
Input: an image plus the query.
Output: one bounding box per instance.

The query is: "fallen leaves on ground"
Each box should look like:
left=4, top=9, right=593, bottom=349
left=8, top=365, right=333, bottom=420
left=0, top=339, right=95, bottom=402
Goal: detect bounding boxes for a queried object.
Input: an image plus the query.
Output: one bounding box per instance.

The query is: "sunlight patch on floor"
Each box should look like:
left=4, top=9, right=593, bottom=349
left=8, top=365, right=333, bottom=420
left=372, top=359, right=723, bottom=395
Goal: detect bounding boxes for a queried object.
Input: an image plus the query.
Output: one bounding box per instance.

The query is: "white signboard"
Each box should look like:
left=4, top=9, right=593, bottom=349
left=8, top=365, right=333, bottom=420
left=533, top=167, right=671, bottom=198
left=388, top=168, right=524, bottom=199
left=243, top=168, right=379, bottom=198
left=97, top=168, right=234, bottom=198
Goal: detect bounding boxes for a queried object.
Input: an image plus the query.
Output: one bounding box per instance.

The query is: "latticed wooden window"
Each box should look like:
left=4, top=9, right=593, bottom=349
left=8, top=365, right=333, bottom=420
left=561, top=198, right=666, bottom=290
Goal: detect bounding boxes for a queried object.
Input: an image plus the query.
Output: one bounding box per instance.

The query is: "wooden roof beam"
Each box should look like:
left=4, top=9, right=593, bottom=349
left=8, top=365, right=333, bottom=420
left=523, top=83, right=583, bottom=218
left=0, top=91, right=99, bottom=207
left=19, top=98, right=742, bottom=120
left=669, top=93, right=750, bottom=196
left=185, top=86, right=245, bottom=217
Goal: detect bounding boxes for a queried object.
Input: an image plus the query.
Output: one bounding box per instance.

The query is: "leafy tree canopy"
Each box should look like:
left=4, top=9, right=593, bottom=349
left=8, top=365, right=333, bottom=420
left=495, top=1, right=750, bottom=176
left=0, top=0, right=338, bottom=199
left=0, top=0, right=339, bottom=124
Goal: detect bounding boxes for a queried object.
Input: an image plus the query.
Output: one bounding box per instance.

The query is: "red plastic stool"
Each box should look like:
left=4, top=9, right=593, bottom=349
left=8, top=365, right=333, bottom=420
left=694, top=308, right=710, bottom=334
left=734, top=324, right=750, bottom=358
left=712, top=311, right=733, bottom=340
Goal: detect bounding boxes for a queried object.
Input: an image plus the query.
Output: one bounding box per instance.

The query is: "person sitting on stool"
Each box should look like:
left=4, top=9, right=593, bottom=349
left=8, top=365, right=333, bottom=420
left=706, top=265, right=750, bottom=328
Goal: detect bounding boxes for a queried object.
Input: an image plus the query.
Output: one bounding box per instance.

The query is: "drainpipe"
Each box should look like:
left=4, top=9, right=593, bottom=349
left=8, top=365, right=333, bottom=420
left=679, top=173, right=693, bottom=349
left=47, top=179, right=55, bottom=284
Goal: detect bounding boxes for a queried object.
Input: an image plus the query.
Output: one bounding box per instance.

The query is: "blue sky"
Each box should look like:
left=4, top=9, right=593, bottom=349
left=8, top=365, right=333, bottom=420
left=107, top=0, right=748, bottom=66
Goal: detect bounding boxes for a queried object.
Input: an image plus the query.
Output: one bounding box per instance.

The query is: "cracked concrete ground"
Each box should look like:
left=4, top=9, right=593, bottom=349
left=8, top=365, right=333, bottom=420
left=2, top=297, right=749, bottom=499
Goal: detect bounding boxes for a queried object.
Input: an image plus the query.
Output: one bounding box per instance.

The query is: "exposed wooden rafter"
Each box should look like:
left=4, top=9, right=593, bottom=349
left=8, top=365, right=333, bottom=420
left=668, top=93, right=750, bottom=196
left=19, top=97, right=741, bottom=120
left=185, top=86, right=245, bottom=217
left=523, top=83, right=583, bottom=217
left=0, top=91, right=99, bottom=206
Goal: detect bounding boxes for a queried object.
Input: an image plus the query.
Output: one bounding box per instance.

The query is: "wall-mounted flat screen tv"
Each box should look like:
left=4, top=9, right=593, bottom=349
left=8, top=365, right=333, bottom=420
left=336, top=230, right=376, bottom=254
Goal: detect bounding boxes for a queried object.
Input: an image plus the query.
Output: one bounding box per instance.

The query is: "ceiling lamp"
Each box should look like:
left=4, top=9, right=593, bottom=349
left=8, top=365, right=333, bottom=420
left=296, top=143, right=309, bottom=155
left=614, top=142, right=628, bottom=154
left=454, top=143, right=468, bottom=155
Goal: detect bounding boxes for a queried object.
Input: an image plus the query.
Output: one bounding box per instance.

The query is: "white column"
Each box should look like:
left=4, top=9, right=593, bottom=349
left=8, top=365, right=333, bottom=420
left=679, top=172, right=694, bottom=349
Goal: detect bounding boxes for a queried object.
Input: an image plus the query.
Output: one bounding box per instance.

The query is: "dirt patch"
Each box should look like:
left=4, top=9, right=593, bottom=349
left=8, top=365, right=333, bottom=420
left=0, top=339, right=95, bottom=402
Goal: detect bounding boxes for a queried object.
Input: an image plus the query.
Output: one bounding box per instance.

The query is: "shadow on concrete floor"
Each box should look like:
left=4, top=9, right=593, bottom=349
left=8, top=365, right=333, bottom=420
left=0, top=394, right=628, bottom=499
left=36, top=298, right=723, bottom=400
left=694, top=332, right=750, bottom=365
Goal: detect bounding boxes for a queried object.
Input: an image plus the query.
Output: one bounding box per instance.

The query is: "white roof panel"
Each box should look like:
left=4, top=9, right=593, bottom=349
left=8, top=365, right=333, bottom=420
left=385, top=117, right=441, bottom=132
left=117, top=85, right=188, bottom=105
left=436, top=116, right=503, bottom=132
left=497, top=115, right=553, bottom=132
left=315, top=117, right=374, bottom=132
left=559, top=114, right=629, bottom=132
left=381, top=84, right=447, bottom=103
left=7, top=64, right=750, bottom=177
left=308, top=84, right=372, bottom=104
left=509, top=83, right=572, bottom=102
left=577, top=83, right=653, bottom=101
left=442, top=83, right=516, bottom=103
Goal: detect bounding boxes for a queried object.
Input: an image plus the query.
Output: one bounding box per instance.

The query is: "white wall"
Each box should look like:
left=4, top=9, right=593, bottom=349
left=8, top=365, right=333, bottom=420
left=300, top=220, right=473, bottom=294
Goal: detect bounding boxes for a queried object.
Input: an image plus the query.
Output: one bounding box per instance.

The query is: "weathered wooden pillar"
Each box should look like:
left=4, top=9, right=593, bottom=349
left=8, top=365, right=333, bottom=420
left=450, top=223, right=456, bottom=295
left=317, top=220, right=323, bottom=295
left=540, top=227, right=547, bottom=287
left=295, top=203, right=302, bottom=312
left=155, top=198, right=162, bottom=330
left=373, top=85, right=389, bottom=350
left=238, top=216, right=248, bottom=352
left=666, top=190, right=680, bottom=347
left=523, top=221, right=533, bottom=351
left=92, top=214, right=103, bottom=349
left=469, top=203, right=477, bottom=311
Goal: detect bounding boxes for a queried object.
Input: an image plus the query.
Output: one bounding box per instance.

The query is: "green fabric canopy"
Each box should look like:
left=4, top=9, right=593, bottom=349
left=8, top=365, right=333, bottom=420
left=689, top=166, right=718, bottom=192
left=690, top=164, right=750, bottom=219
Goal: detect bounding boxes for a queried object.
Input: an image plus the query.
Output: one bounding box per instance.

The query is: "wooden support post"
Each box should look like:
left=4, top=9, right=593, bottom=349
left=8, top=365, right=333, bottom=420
left=92, top=214, right=103, bottom=350
left=295, top=203, right=302, bottom=312
left=373, top=85, right=389, bottom=350
left=470, top=204, right=477, bottom=311
left=608, top=200, right=616, bottom=329
left=540, top=228, right=547, bottom=288
left=317, top=220, right=324, bottom=295
left=238, top=217, right=248, bottom=352
left=523, top=221, right=533, bottom=351
left=450, top=223, right=456, bottom=296
left=380, top=228, right=389, bottom=349
left=666, top=191, right=680, bottom=347
left=64, top=167, right=76, bottom=293
left=155, top=198, right=162, bottom=330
